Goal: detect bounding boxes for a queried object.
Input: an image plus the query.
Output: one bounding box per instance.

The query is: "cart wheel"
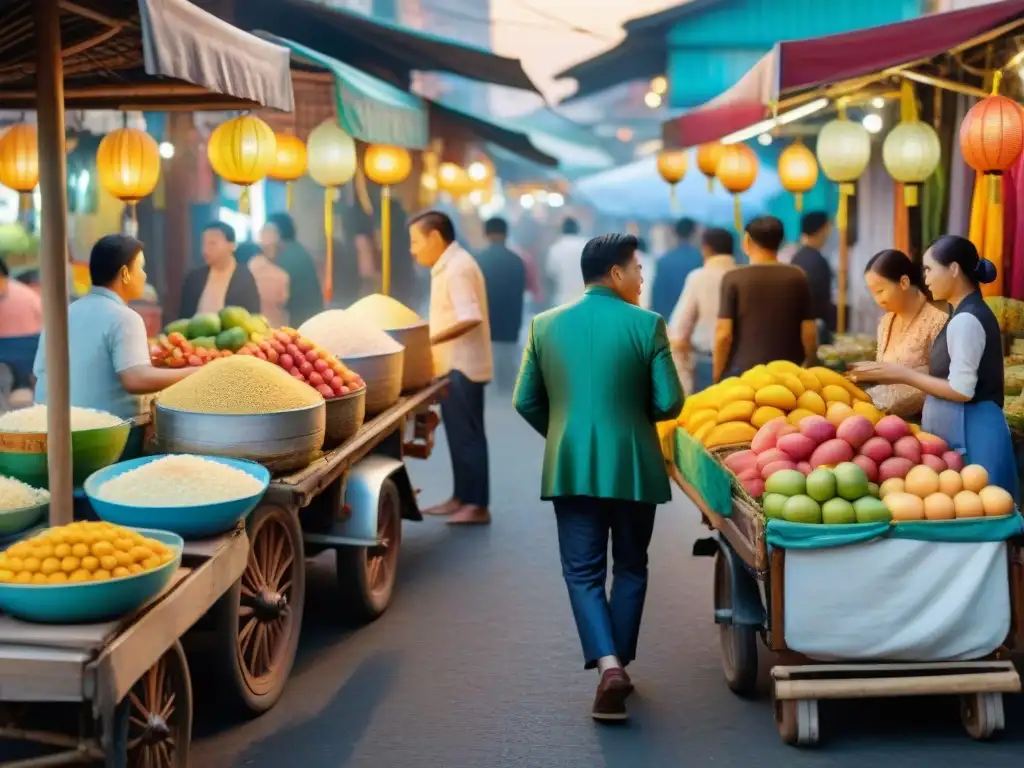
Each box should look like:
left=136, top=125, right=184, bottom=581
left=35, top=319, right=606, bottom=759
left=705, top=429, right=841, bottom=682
left=336, top=478, right=402, bottom=623
left=109, top=640, right=192, bottom=768
left=713, top=550, right=758, bottom=696
left=961, top=692, right=1004, bottom=740
left=211, top=503, right=305, bottom=716
left=774, top=695, right=819, bottom=747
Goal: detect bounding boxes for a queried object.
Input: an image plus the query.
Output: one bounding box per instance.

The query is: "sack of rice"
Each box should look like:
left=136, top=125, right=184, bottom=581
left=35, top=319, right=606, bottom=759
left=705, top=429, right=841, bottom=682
left=346, top=293, right=424, bottom=330
left=298, top=310, right=404, bottom=357
left=157, top=356, right=323, bottom=415
left=0, top=405, right=123, bottom=433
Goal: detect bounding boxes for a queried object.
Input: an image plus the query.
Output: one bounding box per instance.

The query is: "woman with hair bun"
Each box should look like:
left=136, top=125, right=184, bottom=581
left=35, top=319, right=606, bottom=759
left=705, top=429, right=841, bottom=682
left=851, top=235, right=1017, bottom=498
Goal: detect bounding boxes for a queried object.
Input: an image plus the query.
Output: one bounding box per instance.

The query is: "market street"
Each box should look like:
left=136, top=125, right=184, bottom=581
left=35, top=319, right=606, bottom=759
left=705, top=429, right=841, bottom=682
left=192, top=395, right=1024, bottom=768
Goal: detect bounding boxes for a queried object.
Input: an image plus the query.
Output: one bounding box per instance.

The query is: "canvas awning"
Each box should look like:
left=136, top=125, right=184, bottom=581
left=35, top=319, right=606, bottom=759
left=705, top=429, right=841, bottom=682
left=0, top=0, right=294, bottom=111
left=257, top=34, right=429, bottom=149
left=428, top=102, right=557, bottom=167
left=662, top=0, right=1024, bottom=149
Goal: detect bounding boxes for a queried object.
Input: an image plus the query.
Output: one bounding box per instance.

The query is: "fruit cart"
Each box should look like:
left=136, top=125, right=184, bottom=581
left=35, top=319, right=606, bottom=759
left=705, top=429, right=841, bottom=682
left=670, top=431, right=1023, bottom=747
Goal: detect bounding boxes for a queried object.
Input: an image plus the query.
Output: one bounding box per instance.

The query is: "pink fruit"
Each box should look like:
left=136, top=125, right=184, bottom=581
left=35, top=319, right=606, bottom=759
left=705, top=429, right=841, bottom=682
left=321, top=368, right=335, bottom=382
left=799, top=415, right=837, bottom=444
left=879, top=457, right=915, bottom=482
left=286, top=344, right=301, bottom=359
left=751, top=418, right=791, bottom=454
left=305, top=349, right=320, bottom=363
left=917, top=432, right=948, bottom=456
left=316, top=384, right=334, bottom=398
left=299, top=361, right=314, bottom=376
left=809, top=438, right=855, bottom=468
left=741, top=477, right=765, bottom=498
left=893, top=435, right=922, bottom=464
left=756, top=448, right=792, bottom=473
left=875, top=415, right=911, bottom=442
left=852, top=455, right=879, bottom=483
left=314, top=359, right=329, bottom=373
left=296, top=339, right=313, bottom=352
left=724, top=450, right=758, bottom=475
left=797, top=461, right=813, bottom=475
left=330, top=377, right=345, bottom=394
left=859, top=436, right=894, bottom=465
left=288, top=366, right=302, bottom=378
left=920, top=454, right=948, bottom=473
left=279, top=353, right=294, bottom=370
left=943, top=450, right=965, bottom=471
left=836, top=415, right=874, bottom=450
left=308, top=372, right=325, bottom=387
left=777, top=433, right=816, bottom=461
left=737, top=468, right=760, bottom=482
left=761, top=460, right=798, bottom=480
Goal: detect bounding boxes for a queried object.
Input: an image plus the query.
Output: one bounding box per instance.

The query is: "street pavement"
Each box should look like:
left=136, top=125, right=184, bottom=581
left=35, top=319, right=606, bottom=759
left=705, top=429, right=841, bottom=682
left=193, top=394, right=1024, bottom=767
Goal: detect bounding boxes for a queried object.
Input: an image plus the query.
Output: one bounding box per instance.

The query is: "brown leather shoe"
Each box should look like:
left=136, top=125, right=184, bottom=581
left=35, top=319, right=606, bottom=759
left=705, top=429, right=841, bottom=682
left=422, top=498, right=461, bottom=516
left=591, top=668, right=634, bottom=722
left=446, top=505, right=491, bottom=525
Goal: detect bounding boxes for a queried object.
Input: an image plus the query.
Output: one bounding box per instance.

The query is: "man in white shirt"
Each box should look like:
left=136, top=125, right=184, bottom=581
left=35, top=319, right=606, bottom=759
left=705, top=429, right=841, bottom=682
left=669, top=228, right=737, bottom=393
left=546, top=218, right=590, bottom=308
left=409, top=211, right=493, bottom=526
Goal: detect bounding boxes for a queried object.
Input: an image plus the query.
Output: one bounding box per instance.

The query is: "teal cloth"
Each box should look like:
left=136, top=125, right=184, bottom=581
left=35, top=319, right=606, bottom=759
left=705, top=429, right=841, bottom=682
left=674, top=428, right=733, bottom=519
left=767, top=513, right=1024, bottom=550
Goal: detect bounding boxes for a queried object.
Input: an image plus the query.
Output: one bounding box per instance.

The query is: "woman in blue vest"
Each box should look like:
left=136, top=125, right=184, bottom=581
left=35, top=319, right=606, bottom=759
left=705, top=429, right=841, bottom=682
left=850, top=235, right=1018, bottom=500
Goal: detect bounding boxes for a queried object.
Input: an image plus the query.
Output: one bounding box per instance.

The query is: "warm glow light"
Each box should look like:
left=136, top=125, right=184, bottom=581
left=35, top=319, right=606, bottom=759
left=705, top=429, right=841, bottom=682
left=862, top=113, right=884, bottom=134
left=268, top=133, right=308, bottom=182
left=364, top=144, right=412, bottom=186
left=548, top=192, right=565, bottom=208
left=872, top=97, right=886, bottom=109
left=437, top=162, right=474, bottom=197
left=757, top=133, right=772, bottom=146
left=650, top=75, right=668, bottom=95
left=158, top=141, right=175, bottom=159
left=468, top=162, right=488, bottom=181
left=306, top=120, right=357, bottom=188
left=520, top=193, right=535, bottom=209
left=0, top=123, right=39, bottom=193
left=96, top=127, right=161, bottom=202
left=616, top=127, right=634, bottom=143
left=207, top=115, right=277, bottom=187
left=644, top=92, right=662, bottom=109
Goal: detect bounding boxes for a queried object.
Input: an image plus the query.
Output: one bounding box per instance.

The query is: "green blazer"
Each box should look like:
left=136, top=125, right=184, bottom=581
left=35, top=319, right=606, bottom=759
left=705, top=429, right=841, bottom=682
left=513, top=285, right=685, bottom=504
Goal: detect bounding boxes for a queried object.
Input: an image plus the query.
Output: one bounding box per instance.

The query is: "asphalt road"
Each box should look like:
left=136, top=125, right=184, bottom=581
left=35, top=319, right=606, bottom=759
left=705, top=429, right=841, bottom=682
left=192, top=394, right=1024, bottom=768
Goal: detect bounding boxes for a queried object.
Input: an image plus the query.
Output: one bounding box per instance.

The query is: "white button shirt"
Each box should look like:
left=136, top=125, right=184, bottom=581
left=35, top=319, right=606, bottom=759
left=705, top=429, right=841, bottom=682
left=430, top=242, right=493, bottom=383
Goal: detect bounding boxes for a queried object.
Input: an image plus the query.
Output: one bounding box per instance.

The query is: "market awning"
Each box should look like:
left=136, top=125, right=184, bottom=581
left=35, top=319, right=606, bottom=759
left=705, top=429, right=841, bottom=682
left=0, top=0, right=294, bottom=111
left=256, top=34, right=429, bottom=149
left=233, top=0, right=541, bottom=94
left=428, top=102, right=556, bottom=167
left=662, top=0, right=1024, bottom=149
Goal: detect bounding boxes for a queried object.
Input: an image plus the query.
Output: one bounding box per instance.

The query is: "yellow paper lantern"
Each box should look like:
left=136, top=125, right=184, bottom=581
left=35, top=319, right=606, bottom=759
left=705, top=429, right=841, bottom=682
left=307, top=120, right=358, bottom=304
left=96, top=128, right=161, bottom=203
left=716, top=143, right=758, bottom=230
left=883, top=121, right=940, bottom=207
left=268, top=133, right=307, bottom=210
left=466, top=156, right=495, bottom=189
left=207, top=115, right=277, bottom=187
left=778, top=141, right=818, bottom=212
left=697, top=142, right=724, bottom=192
left=656, top=149, right=688, bottom=210
left=364, top=144, right=413, bottom=186
left=438, top=162, right=474, bottom=198
left=0, top=123, right=39, bottom=193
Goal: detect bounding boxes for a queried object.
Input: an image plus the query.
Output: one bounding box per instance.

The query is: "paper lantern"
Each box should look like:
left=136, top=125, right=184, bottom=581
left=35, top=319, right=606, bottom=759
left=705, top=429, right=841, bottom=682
left=364, top=144, right=413, bottom=186
left=438, top=162, right=474, bottom=198
left=883, top=121, right=941, bottom=207
left=307, top=120, right=357, bottom=188
left=269, top=133, right=307, bottom=210
left=716, top=144, right=758, bottom=231
left=207, top=115, right=277, bottom=188
left=816, top=118, right=871, bottom=189
left=656, top=149, right=688, bottom=210
left=697, top=142, right=724, bottom=192
left=96, top=128, right=161, bottom=204
left=959, top=91, right=1023, bottom=201
left=778, top=141, right=818, bottom=212
left=0, top=123, right=38, bottom=193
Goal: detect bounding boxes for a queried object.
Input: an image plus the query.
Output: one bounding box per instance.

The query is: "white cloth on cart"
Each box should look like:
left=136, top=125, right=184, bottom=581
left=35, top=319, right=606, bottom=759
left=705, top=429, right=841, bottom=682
left=783, top=538, right=1010, bottom=661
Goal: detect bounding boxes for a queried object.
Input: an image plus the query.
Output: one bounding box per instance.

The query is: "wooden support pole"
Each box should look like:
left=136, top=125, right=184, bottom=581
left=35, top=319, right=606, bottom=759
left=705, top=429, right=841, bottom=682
left=35, top=0, right=74, bottom=525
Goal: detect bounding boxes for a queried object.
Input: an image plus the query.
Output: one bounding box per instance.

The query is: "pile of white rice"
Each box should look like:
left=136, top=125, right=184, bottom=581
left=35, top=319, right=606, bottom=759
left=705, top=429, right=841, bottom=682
left=299, top=309, right=404, bottom=358
left=0, top=476, right=49, bottom=511
left=0, top=405, right=123, bottom=433
left=95, top=455, right=265, bottom=507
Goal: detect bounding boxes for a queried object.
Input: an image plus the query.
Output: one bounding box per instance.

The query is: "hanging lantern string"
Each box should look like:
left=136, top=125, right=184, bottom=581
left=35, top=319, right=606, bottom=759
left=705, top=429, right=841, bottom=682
left=381, top=185, right=392, bottom=296
left=285, top=181, right=293, bottom=212
left=900, top=80, right=921, bottom=207
left=733, top=196, right=742, bottom=233
left=324, top=189, right=334, bottom=304
left=239, top=186, right=249, bottom=216
left=670, top=184, right=678, bottom=213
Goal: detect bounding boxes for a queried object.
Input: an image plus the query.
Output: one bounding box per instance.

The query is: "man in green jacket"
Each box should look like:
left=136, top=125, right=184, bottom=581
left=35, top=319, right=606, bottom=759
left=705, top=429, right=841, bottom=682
left=513, top=233, right=684, bottom=722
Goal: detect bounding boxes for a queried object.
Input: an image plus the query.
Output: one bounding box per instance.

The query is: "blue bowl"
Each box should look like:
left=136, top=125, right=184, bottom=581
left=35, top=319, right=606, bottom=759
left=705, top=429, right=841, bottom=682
left=0, top=501, right=46, bottom=537
left=0, top=528, right=183, bottom=624
left=83, top=455, right=270, bottom=539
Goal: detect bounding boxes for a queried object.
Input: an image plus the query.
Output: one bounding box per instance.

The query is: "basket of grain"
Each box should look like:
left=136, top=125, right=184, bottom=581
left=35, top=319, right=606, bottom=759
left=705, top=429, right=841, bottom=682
left=346, top=294, right=433, bottom=392
left=154, top=356, right=326, bottom=473
left=299, top=309, right=404, bottom=416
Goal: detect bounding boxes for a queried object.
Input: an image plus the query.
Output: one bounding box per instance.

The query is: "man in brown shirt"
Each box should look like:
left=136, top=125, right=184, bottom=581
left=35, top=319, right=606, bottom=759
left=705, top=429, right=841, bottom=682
left=714, top=216, right=818, bottom=381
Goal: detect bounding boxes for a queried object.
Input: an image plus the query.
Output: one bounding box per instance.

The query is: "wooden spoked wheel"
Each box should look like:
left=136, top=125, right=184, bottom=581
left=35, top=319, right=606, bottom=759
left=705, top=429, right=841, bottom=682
left=713, top=550, right=758, bottom=696
left=211, top=504, right=305, bottom=716
left=110, top=641, right=192, bottom=768
left=337, top=478, right=402, bottom=623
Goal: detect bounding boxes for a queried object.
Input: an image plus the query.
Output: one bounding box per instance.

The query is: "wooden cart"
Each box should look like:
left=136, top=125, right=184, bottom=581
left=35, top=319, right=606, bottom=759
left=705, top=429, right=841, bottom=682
left=671, top=464, right=1022, bottom=746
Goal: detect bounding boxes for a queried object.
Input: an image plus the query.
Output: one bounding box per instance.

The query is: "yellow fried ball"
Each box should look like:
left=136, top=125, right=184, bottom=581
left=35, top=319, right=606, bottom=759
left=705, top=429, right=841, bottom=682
left=71, top=543, right=89, bottom=559
left=99, top=555, right=118, bottom=571
left=31, top=573, right=48, bottom=584
left=21, top=557, right=40, bottom=574
left=129, top=547, right=153, bottom=564
left=60, top=557, right=81, bottom=573
left=40, top=558, right=61, bottom=576
left=68, top=569, right=91, bottom=583
left=47, top=572, right=68, bottom=584
left=114, top=538, right=134, bottom=553
left=81, top=556, right=100, bottom=572
left=54, top=543, right=71, bottom=558
left=91, top=541, right=114, bottom=558
left=5, top=557, right=23, bottom=573
left=0, top=570, right=13, bottom=583
left=92, top=570, right=112, bottom=582
left=13, top=572, right=31, bottom=584
left=128, top=564, right=143, bottom=575
left=112, top=566, right=131, bottom=579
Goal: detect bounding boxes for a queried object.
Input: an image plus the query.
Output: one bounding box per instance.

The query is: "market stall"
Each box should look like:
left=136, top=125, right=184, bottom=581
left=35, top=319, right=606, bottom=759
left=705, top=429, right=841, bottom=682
left=666, top=361, right=1023, bottom=746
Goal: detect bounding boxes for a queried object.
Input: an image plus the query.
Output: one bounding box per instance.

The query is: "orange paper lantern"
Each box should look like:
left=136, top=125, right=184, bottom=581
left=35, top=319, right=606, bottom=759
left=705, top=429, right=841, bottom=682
left=269, top=133, right=307, bottom=210
left=364, top=144, right=413, bottom=186
left=959, top=93, right=1024, bottom=192
left=0, top=123, right=38, bottom=193
left=96, top=127, right=161, bottom=203
left=656, top=149, right=688, bottom=184
left=696, top=142, right=724, bottom=192
left=778, top=141, right=819, bottom=212
left=716, top=144, right=758, bottom=231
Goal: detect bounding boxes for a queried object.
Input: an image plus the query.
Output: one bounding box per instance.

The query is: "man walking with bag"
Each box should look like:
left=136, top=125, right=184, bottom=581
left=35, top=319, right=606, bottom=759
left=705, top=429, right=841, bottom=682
left=513, top=233, right=684, bottom=721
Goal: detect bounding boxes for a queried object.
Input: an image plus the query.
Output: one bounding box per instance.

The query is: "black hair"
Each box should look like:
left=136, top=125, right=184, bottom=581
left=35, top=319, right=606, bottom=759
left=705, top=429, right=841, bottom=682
left=636, top=237, right=648, bottom=253
left=0, top=257, right=7, bottom=279
left=203, top=221, right=236, bottom=244
left=864, top=249, right=924, bottom=290
left=745, top=215, right=785, bottom=252
left=800, top=211, right=830, bottom=237
left=266, top=212, right=297, bottom=242
left=235, top=241, right=263, bottom=266
left=484, top=217, right=508, bottom=237
left=409, top=210, right=456, bottom=245
left=581, top=233, right=638, bottom=284
left=926, top=234, right=997, bottom=285
left=702, top=227, right=734, bottom=256
left=89, top=234, right=144, bottom=287
left=562, top=217, right=580, bottom=235
left=675, top=217, right=697, bottom=239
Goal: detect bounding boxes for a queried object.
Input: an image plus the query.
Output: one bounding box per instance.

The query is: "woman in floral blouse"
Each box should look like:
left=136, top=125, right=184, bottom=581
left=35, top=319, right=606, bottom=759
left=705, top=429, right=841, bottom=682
left=859, top=249, right=948, bottom=418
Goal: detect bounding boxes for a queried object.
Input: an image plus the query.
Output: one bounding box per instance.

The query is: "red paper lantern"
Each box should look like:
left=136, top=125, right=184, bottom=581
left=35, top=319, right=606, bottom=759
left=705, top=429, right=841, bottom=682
left=959, top=95, right=1024, bottom=175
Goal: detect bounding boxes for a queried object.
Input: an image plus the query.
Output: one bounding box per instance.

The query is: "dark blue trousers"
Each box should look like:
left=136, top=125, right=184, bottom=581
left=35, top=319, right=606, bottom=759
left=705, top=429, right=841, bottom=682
left=440, top=370, right=489, bottom=506
left=553, top=496, right=657, bottom=669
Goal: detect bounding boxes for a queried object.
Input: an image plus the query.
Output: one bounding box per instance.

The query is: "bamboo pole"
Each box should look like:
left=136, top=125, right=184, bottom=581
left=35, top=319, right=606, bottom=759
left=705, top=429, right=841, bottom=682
left=381, top=185, right=392, bottom=296
left=35, top=0, right=74, bottom=525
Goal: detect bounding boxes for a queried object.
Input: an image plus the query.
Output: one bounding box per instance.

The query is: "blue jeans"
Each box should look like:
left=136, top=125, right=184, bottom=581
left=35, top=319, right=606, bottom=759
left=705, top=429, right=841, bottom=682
left=553, top=496, right=657, bottom=669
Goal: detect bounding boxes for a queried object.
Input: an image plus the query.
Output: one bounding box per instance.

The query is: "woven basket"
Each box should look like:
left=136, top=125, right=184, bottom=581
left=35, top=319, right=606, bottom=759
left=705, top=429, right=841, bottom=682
left=710, top=443, right=763, bottom=510
left=386, top=324, right=433, bottom=392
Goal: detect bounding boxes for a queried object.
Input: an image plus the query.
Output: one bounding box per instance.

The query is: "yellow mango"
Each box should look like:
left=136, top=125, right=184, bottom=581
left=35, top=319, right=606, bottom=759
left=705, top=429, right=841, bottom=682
left=826, top=401, right=854, bottom=427
left=777, top=373, right=806, bottom=398
left=740, top=369, right=778, bottom=390
left=693, top=420, right=715, bottom=444
left=688, top=409, right=719, bottom=433
left=797, top=369, right=823, bottom=393
left=766, top=360, right=802, bottom=376
left=718, top=384, right=756, bottom=407
left=717, top=400, right=757, bottom=424
left=852, top=400, right=883, bottom=425
left=752, top=405, right=786, bottom=428
left=795, top=390, right=827, bottom=416
left=754, top=384, right=798, bottom=411
left=822, top=384, right=851, bottom=406
left=718, top=377, right=741, bottom=389
left=787, top=408, right=816, bottom=426
left=705, top=421, right=758, bottom=448
left=811, top=365, right=870, bottom=403
left=847, top=381, right=872, bottom=403
left=909, top=423, right=922, bottom=435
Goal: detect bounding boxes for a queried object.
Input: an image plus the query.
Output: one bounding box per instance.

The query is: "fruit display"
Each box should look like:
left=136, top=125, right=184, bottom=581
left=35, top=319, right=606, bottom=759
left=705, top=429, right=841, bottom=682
left=877, top=463, right=1015, bottom=521
left=760, top=463, right=889, bottom=525
left=985, top=296, right=1024, bottom=334
left=150, top=306, right=272, bottom=369
left=817, top=334, right=877, bottom=371
left=260, top=327, right=365, bottom=400
left=0, top=521, right=176, bottom=584
left=1006, top=365, right=1024, bottom=397
left=1005, top=394, right=1024, bottom=439
left=677, top=360, right=878, bottom=450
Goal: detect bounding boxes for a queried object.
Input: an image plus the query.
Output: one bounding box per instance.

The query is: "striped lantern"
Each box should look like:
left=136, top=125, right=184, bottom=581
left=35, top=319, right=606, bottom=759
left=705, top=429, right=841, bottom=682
left=959, top=86, right=1024, bottom=203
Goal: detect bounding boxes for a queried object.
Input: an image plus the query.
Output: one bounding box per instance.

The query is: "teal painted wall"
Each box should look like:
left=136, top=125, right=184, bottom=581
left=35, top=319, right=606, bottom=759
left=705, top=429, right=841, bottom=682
left=752, top=139, right=838, bottom=247
left=667, top=0, right=923, bottom=108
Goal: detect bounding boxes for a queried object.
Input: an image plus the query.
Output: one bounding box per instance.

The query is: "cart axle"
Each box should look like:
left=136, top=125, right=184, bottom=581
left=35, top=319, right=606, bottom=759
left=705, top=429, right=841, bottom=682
left=247, top=590, right=288, bottom=622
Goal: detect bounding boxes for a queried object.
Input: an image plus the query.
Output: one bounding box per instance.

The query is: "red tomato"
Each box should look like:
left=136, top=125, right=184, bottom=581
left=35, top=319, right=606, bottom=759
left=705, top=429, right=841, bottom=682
left=299, top=361, right=314, bottom=377
left=167, top=332, right=187, bottom=347
left=304, top=349, right=319, bottom=363
left=285, top=344, right=301, bottom=359
left=279, top=353, right=294, bottom=369
left=187, top=354, right=202, bottom=366
left=330, top=377, right=345, bottom=394
left=308, top=372, right=324, bottom=387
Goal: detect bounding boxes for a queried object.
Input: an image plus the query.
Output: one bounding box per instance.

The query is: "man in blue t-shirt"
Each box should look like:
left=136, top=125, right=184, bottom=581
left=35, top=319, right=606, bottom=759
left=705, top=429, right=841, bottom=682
left=650, top=218, right=702, bottom=320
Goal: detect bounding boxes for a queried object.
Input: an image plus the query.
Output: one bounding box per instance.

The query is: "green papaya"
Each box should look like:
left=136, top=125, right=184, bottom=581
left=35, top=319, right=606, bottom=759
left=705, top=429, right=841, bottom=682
left=215, top=326, right=249, bottom=351
left=191, top=336, right=218, bottom=350
left=187, top=312, right=222, bottom=339
left=164, top=318, right=190, bottom=337
left=219, top=306, right=252, bottom=331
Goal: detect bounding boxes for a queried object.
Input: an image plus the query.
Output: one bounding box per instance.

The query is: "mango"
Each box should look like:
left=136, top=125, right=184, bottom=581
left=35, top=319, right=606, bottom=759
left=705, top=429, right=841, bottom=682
left=692, top=420, right=715, bottom=444
left=688, top=409, right=718, bottom=433
left=752, top=406, right=786, bottom=428
left=766, top=360, right=803, bottom=377
left=718, top=384, right=756, bottom=407
left=777, top=373, right=806, bottom=398
left=852, top=400, right=884, bottom=424
left=821, top=385, right=851, bottom=406
left=717, top=400, right=757, bottom=424
left=796, top=390, right=827, bottom=416
left=741, top=370, right=778, bottom=390
left=797, top=369, right=823, bottom=393
left=754, top=384, right=797, bottom=411
left=787, top=408, right=815, bottom=426
left=811, top=365, right=871, bottom=403
left=705, top=422, right=757, bottom=448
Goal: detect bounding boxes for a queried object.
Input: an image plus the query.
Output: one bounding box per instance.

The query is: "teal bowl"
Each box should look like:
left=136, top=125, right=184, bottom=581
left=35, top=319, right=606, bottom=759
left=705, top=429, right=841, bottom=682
left=0, top=528, right=182, bottom=624
left=0, top=501, right=47, bottom=537
left=0, top=421, right=132, bottom=489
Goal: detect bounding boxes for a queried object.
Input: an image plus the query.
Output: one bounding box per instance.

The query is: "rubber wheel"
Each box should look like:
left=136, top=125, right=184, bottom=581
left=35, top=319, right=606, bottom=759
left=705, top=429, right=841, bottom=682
left=961, top=692, right=1004, bottom=740
left=108, top=640, right=192, bottom=768
left=210, top=503, right=305, bottom=716
left=774, top=694, right=820, bottom=747
left=336, top=478, right=402, bottom=623
left=713, top=550, right=758, bottom=696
